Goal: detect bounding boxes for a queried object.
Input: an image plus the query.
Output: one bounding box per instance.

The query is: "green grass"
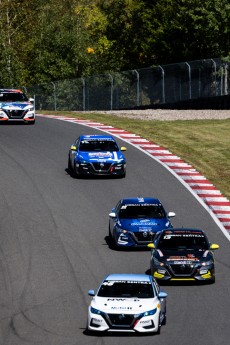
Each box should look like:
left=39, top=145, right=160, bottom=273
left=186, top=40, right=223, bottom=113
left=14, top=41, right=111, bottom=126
left=41, top=111, right=230, bottom=200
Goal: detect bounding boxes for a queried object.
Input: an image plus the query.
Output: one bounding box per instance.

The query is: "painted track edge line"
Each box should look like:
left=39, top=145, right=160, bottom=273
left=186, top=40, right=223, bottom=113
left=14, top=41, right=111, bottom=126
left=37, top=114, right=230, bottom=242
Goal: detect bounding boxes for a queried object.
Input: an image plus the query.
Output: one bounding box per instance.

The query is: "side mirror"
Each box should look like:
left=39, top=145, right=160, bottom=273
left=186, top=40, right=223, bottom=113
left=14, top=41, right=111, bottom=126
left=29, top=97, right=34, bottom=102
left=109, top=212, right=116, bottom=218
left=168, top=212, right=176, bottom=218
left=158, top=291, right=167, bottom=299
left=88, top=290, right=95, bottom=296
left=210, top=244, right=219, bottom=250
left=71, top=145, right=77, bottom=151
left=120, top=147, right=127, bottom=151
left=147, top=243, right=155, bottom=249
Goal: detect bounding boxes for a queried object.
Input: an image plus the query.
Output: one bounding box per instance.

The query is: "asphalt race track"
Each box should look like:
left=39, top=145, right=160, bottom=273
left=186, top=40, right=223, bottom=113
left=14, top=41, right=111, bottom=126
left=0, top=116, right=230, bottom=345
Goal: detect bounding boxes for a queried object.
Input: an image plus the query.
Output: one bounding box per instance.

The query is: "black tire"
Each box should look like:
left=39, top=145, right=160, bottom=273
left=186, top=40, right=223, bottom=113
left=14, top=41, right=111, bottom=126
left=156, top=315, right=161, bottom=334
left=108, top=225, right=112, bottom=240
left=73, top=165, right=82, bottom=178
left=108, top=227, right=116, bottom=249
left=161, top=310, right=167, bottom=325
left=68, top=156, right=72, bottom=171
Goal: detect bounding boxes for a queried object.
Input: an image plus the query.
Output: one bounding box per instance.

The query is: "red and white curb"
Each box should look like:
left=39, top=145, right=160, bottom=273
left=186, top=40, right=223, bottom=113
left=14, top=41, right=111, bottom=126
left=38, top=114, right=230, bottom=242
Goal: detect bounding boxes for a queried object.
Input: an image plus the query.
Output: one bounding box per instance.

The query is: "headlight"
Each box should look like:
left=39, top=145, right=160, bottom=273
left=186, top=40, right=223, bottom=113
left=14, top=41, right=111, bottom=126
left=135, top=308, right=157, bottom=318
left=153, top=257, right=165, bottom=267
left=116, top=227, right=128, bottom=234
left=201, top=260, right=213, bottom=266
left=90, top=307, right=104, bottom=315
left=76, top=160, right=87, bottom=165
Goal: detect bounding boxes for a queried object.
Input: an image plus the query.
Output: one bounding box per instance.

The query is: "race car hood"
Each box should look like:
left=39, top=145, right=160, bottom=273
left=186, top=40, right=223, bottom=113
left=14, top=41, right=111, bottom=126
left=91, top=296, right=157, bottom=314
left=119, top=218, right=171, bottom=233
left=156, top=249, right=211, bottom=262
left=0, top=101, right=33, bottom=111
left=77, top=151, right=125, bottom=163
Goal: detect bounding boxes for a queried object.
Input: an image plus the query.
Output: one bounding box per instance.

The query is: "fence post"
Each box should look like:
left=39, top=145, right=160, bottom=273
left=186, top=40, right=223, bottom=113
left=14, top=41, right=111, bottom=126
left=159, top=66, right=165, bottom=104
left=108, top=74, right=113, bottom=110
left=51, top=82, right=56, bottom=111
left=185, top=62, right=191, bottom=99
left=81, top=77, right=85, bottom=111
left=224, top=64, right=228, bottom=95
left=211, top=59, right=217, bottom=96
left=133, top=70, right=140, bottom=106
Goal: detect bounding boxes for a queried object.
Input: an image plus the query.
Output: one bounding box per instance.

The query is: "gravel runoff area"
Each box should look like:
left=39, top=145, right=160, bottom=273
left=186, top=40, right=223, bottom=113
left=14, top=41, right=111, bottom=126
left=92, top=109, right=230, bottom=121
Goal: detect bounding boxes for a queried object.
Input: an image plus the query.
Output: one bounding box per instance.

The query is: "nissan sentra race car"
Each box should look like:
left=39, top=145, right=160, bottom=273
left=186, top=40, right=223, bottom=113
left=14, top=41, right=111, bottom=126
left=87, top=273, right=167, bottom=334
left=148, top=228, right=219, bottom=283
left=109, top=197, right=175, bottom=248
left=0, top=89, right=35, bottom=124
left=68, top=134, right=127, bottom=178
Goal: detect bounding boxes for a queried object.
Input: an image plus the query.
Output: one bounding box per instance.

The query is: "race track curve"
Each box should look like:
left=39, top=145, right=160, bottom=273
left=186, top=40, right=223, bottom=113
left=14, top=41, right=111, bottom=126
left=0, top=116, right=229, bottom=345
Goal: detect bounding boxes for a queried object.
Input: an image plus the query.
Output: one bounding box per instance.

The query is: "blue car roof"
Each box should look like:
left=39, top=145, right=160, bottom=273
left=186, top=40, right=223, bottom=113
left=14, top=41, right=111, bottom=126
left=79, top=134, right=116, bottom=141
left=121, top=197, right=161, bottom=205
left=104, top=273, right=152, bottom=282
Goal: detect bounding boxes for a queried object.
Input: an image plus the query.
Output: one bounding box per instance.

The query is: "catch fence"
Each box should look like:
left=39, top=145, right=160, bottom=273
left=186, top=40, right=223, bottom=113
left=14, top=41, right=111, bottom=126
left=27, top=58, right=229, bottom=111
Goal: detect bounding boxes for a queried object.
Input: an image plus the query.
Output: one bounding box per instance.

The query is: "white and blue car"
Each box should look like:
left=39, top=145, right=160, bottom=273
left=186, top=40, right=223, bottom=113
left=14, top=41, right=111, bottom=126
left=0, top=89, right=35, bottom=124
left=87, top=273, right=167, bottom=334
left=68, top=134, right=127, bottom=178
left=109, top=197, right=175, bottom=248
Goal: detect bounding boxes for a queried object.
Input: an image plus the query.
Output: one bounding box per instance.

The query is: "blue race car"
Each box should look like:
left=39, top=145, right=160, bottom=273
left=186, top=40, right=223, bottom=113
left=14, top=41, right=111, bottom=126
left=68, top=134, right=127, bottom=178
left=109, top=197, right=175, bottom=248
left=0, top=89, right=35, bottom=124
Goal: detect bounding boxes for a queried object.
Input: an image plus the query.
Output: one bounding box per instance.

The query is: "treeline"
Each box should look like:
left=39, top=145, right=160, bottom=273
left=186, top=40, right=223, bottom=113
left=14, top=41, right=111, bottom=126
left=0, top=0, right=229, bottom=87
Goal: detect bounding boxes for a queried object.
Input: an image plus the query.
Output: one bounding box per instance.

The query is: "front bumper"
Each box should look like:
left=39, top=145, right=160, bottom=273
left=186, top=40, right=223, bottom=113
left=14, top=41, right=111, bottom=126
left=151, top=264, right=215, bottom=282
left=75, top=161, right=126, bottom=176
left=0, top=110, right=35, bottom=123
left=87, top=309, right=161, bottom=333
left=114, top=231, right=157, bottom=248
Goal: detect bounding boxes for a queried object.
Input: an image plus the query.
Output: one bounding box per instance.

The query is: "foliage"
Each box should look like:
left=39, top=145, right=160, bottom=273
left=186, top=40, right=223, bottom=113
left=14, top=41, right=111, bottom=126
left=0, top=0, right=229, bottom=87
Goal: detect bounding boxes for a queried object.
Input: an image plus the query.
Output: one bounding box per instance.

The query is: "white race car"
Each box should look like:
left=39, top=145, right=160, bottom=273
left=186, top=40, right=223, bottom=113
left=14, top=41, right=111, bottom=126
left=0, top=89, right=35, bottom=124
left=87, top=273, right=167, bottom=334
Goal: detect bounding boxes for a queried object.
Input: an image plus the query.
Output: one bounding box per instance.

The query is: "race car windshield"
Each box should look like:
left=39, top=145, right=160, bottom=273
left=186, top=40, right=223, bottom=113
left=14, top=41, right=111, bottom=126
left=98, top=281, right=155, bottom=298
left=158, top=234, right=209, bottom=250
left=0, top=92, right=28, bottom=102
left=119, top=205, right=166, bottom=219
left=79, top=140, right=119, bottom=152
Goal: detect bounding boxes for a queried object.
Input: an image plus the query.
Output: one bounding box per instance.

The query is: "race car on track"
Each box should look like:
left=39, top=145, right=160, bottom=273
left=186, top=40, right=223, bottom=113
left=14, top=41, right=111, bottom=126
left=68, top=134, right=127, bottom=178
left=109, top=197, right=175, bottom=248
left=87, top=273, right=167, bottom=334
left=0, top=89, right=35, bottom=124
left=148, top=228, right=219, bottom=283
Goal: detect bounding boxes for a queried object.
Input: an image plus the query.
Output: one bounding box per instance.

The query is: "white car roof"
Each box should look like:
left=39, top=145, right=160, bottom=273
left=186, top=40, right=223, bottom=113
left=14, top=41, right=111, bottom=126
left=104, top=273, right=151, bottom=282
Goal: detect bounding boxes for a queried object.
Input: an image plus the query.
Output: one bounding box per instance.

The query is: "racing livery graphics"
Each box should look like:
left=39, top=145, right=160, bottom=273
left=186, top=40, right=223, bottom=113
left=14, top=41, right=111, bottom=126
left=68, top=134, right=126, bottom=178
left=0, top=89, right=35, bottom=124
left=109, top=197, right=175, bottom=248
left=148, top=228, right=219, bottom=282
left=87, top=273, right=167, bottom=333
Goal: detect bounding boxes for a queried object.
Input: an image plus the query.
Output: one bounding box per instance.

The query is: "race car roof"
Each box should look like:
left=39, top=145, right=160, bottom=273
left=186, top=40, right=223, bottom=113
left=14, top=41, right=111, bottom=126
left=121, top=197, right=161, bottom=205
left=104, top=273, right=152, bottom=282
left=79, top=134, right=116, bottom=141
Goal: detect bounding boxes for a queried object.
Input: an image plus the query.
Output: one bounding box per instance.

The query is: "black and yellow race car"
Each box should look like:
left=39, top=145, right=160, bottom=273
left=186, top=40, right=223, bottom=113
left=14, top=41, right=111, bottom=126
left=148, top=228, right=219, bottom=283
